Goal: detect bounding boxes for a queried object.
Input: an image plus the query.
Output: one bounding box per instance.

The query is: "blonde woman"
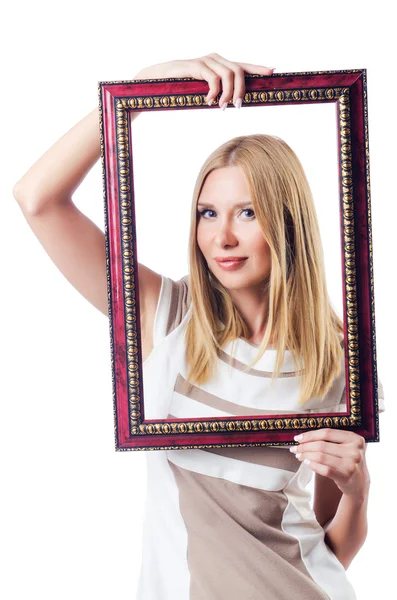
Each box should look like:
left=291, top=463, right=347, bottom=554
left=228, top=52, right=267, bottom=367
left=13, top=53, right=381, bottom=600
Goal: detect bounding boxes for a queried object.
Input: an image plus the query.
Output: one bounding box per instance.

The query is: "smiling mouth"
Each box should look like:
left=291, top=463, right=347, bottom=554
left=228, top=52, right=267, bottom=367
left=215, top=258, right=248, bottom=269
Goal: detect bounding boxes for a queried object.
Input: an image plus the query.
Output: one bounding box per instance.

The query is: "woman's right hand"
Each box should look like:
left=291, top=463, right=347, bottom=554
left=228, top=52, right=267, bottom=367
left=134, top=53, right=275, bottom=110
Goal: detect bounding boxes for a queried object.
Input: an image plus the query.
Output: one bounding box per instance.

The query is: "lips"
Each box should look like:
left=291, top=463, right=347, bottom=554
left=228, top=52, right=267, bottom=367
left=215, top=257, right=247, bottom=262
left=215, top=257, right=248, bottom=270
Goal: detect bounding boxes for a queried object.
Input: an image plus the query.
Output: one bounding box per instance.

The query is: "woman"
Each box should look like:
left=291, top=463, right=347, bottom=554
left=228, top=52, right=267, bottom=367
left=13, top=53, right=383, bottom=600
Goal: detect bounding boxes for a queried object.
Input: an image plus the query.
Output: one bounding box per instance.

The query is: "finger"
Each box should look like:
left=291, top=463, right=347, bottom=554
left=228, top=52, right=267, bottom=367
left=199, top=55, right=236, bottom=108
left=203, top=54, right=249, bottom=107
left=294, top=428, right=365, bottom=447
left=204, top=54, right=274, bottom=108
left=291, top=440, right=352, bottom=459
left=297, top=458, right=343, bottom=481
left=238, top=61, right=275, bottom=75
left=294, top=451, right=351, bottom=474
left=183, top=59, right=222, bottom=105
left=206, top=53, right=274, bottom=76
left=236, top=62, right=275, bottom=100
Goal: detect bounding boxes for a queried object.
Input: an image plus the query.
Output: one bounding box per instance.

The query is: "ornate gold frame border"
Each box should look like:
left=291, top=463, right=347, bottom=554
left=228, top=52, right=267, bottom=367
left=98, top=82, right=363, bottom=443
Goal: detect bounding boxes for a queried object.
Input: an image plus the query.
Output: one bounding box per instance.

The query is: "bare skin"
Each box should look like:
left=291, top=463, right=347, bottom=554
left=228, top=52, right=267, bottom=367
left=13, top=53, right=274, bottom=361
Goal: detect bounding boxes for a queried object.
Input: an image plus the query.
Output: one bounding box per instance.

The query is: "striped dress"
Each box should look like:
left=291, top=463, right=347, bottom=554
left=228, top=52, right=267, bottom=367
left=136, top=275, right=385, bottom=600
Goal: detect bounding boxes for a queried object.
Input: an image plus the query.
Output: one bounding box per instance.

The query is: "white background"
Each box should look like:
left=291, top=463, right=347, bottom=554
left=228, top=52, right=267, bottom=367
left=1, top=1, right=394, bottom=598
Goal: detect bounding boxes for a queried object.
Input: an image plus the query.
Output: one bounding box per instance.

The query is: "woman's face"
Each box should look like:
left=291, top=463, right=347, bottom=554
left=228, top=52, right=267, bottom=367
left=196, top=166, right=271, bottom=291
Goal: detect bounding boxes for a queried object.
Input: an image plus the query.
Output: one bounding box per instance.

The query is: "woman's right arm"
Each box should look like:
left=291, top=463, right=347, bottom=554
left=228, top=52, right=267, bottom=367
left=13, top=106, right=116, bottom=316
left=13, top=55, right=273, bottom=321
left=13, top=96, right=161, bottom=319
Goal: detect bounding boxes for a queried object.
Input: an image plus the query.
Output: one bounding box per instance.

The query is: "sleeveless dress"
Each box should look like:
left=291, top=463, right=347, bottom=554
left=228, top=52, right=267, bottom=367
left=136, top=274, right=385, bottom=600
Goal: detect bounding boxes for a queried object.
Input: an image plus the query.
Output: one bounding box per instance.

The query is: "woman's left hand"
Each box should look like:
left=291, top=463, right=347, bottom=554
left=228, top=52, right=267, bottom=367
left=289, top=428, right=370, bottom=497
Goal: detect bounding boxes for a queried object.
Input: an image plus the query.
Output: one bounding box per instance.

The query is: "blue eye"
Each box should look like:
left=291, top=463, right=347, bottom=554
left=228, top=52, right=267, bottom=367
left=198, top=208, right=255, bottom=219
left=198, top=209, right=215, bottom=219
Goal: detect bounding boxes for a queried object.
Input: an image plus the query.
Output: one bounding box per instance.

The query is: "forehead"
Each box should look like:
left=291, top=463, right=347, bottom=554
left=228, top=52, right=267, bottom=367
left=198, top=166, right=251, bottom=205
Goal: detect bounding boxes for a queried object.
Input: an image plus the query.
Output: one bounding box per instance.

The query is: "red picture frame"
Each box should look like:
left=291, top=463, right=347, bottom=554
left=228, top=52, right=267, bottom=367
left=98, top=69, right=383, bottom=451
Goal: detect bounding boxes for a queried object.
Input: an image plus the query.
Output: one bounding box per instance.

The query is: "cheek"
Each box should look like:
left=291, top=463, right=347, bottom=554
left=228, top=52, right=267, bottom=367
left=197, top=221, right=211, bottom=240
left=252, top=242, right=272, bottom=273
left=252, top=236, right=271, bottom=257
left=262, top=241, right=271, bottom=256
left=196, top=224, right=208, bottom=254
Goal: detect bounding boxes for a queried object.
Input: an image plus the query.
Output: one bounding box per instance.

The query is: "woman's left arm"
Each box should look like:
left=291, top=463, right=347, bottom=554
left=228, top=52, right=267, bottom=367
left=290, top=428, right=371, bottom=570
left=322, top=489, right=369, bottom=570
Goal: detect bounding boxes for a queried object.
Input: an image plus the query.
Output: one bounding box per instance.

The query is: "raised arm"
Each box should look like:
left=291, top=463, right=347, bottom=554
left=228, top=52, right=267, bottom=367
left=13, top=55, right=273, bottom=357
left=12, top=90, right=161, bottom=321
left=13, top=106, right=116, bottom=316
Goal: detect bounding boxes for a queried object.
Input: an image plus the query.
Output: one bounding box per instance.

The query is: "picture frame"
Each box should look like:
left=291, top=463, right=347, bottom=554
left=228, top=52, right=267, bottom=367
left=98, top=68, right=384, bottom=451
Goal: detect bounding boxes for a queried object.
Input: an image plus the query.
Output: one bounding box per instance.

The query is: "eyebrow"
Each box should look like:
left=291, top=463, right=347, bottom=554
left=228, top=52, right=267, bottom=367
left=197, top=201, right=253, bottom=209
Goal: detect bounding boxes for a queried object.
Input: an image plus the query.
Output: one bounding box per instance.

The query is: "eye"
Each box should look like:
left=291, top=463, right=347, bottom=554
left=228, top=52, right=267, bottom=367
left=198, top=208, right=216, bottom=219
left=242, top=208, right=255, bottom=219
left=198, top=208, right=255, bottom=219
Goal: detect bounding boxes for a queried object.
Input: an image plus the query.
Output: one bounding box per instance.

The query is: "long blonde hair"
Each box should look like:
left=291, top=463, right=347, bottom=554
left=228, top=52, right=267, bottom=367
left=185, top=134, right=344, bottom=407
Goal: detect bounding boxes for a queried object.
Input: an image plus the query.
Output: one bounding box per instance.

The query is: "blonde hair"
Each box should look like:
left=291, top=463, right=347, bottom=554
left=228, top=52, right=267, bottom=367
left=185, top=134, right=343, bottom=407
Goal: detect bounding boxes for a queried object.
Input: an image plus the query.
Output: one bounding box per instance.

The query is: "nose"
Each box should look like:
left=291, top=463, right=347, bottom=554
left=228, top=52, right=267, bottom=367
left=214, top=219, right=239, bottom=248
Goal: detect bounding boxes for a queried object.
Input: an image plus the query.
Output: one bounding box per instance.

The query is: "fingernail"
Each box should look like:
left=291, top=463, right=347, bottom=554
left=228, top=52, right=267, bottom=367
left=207, top=99, right=213, bottom=106
left=235, top=98, right=242, bottom=109
left=289, top=447, right=297, bottom=453
left=221, top=102, right=228, bottom=111
left=294, top=434, right=303, bottom=441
